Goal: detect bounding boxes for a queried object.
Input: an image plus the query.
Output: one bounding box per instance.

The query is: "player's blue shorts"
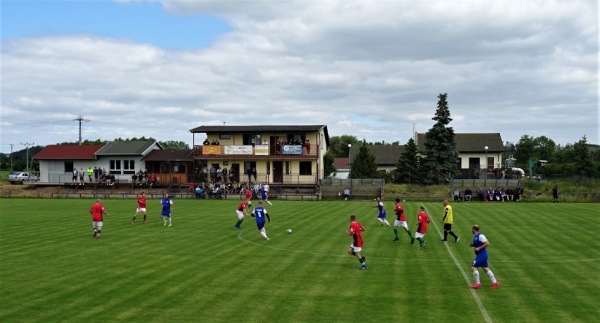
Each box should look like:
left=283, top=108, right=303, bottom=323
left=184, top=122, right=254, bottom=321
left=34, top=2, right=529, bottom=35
left=261, top=192, right=267, bottom=200
left=377, top=211, right=387, bottom=219
left=472, top=255, right=488, bottom=268
left=256, top=222, right=265, bottom=230
left=161, top=210, right=171, bottom=217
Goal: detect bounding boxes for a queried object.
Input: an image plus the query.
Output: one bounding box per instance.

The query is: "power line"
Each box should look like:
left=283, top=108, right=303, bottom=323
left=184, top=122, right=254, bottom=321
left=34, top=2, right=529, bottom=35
left=20, top=142, right=34, bottom=171
left=10, top=144, right=14, bottom=171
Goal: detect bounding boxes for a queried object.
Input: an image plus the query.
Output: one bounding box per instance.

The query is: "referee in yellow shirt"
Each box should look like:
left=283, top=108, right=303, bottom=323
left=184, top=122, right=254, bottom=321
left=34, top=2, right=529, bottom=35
left=442, top=200, right=460, bottom=243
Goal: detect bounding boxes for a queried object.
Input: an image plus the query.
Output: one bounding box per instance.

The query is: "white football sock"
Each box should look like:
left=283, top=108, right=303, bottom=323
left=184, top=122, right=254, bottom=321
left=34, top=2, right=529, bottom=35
left=486, top=270, right=496, bottom=283
left=473, top=271, right=480, bottom=284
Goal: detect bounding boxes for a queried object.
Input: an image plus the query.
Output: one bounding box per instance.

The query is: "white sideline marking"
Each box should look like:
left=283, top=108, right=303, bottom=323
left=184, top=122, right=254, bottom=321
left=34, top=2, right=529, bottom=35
left=424, top=206, right=493, bottom=323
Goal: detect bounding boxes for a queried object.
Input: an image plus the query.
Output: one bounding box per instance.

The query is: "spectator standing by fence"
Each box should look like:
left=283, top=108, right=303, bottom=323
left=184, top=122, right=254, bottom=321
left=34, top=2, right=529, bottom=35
left=552, top=185, right=559, bottom=203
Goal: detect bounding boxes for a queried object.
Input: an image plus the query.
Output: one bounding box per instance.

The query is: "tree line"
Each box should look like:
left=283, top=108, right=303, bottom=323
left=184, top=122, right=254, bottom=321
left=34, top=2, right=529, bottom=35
left=326, top=93, right=599, bottom=183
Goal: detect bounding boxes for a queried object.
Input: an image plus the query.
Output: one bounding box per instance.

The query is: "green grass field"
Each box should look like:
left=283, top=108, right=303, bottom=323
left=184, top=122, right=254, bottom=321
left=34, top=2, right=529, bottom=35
left=1, top=199, right=599, bottom=322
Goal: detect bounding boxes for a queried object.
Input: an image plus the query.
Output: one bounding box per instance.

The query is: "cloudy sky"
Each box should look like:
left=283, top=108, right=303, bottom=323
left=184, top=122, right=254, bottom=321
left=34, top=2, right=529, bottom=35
left=1, top=0, right=598, bottom=153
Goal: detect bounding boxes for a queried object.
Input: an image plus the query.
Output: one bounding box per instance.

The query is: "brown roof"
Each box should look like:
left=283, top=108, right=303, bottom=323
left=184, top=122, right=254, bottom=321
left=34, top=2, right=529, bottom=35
left=349, top=145, right=405, bottom=166
left=143, top=150, right=194, bottom=161
left=190, top=124, right=326, bottom=133
left=334, top=158, right=350, bottom=169
left=33, top=145, right=104, bottom=160
left=415, top=133, right=504, bottom=152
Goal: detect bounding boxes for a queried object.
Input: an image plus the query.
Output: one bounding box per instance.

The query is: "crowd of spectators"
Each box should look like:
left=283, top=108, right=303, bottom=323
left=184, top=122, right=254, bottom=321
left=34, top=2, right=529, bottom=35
left=453, top=186, right=524, bottom=202
left=190, top=181, right=264, bottom=200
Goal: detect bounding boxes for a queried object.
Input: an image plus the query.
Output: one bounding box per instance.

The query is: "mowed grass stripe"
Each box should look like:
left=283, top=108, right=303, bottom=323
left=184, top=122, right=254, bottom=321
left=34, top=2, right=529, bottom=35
left=1, top=199, right=599, bottom=322
left=445, top=202, right=600, bottom=322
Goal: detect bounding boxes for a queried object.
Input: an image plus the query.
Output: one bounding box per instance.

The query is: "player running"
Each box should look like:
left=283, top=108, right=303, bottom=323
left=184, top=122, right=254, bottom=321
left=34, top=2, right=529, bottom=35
left=415, top=206, right=430, bottom=249
left=251, top=201, right=271, bottom=240
left=469, top=224, right=500, bottom=289
left=234, top=200, right=252, bottom=230
left=131, top=192, right=148, bottom=224
left=161, top=193, right=173, bottom=227
left=393, top=198, right=414, bottom=243
left=347, top=215, right=367, bottom=270
left=261, top=182, right=273, bottom=206
left=372, top=196, right=390, bottom=227
left=244, top=186, right=253, bottom=207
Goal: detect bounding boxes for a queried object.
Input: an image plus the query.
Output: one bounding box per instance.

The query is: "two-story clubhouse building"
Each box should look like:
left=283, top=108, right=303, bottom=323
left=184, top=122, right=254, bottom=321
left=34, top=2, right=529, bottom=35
left=190, top=125, right=329, bottom=187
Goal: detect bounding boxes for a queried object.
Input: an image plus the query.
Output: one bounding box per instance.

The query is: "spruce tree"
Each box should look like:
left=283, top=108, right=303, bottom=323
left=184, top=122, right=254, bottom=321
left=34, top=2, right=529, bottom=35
left=394, top=137, right=420, bottom=183
left=573, top=135, right=595, bottom=178
left=349, top=142, right=378, bottom=179
left=421, top=93, right=460, bottom=184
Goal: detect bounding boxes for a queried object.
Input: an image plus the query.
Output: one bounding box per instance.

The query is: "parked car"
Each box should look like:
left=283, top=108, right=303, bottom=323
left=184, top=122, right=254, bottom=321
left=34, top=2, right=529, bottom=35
left=8, top=172, right=39, bottom=184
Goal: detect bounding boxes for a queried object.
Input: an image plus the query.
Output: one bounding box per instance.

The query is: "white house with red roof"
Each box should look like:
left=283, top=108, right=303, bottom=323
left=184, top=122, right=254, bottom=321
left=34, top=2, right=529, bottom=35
left=33, top=141, right=162, bottom=184
left=33, top=145, right=104, bottom=183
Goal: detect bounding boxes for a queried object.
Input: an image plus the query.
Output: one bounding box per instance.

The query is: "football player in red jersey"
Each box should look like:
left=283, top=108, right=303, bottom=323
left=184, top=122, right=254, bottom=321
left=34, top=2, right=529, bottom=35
left=234, top=200, right=252, bottom=230
left=90, top=199, right=109, bottom=239
left=347, top=215, right=367, bottom=270
left=244, top=186, right=253, bottom=207
left=131, top=192, right=148, bottom=224
left=415, top=206, right=430, bottom=249
left=393, top=198, right=414, bottom=243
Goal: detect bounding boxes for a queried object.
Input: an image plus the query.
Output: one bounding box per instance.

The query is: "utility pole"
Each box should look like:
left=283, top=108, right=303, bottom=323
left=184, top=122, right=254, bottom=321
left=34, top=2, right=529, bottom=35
left=10, top=144, right=14, bottom=171
left=73, top=115, right=90, bottom=145
left=20, top=142, right=34, bottom=171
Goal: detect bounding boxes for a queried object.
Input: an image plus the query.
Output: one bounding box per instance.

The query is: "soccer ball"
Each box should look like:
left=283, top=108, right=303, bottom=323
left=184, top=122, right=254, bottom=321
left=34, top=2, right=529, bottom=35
left=287, top=229, right=293, bottom=234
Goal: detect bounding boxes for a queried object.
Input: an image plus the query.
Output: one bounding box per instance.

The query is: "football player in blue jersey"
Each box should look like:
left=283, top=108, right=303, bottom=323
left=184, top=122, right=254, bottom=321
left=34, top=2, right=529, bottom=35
left=251, top=201, right=271, bottom=240
left=469, top=224, right=499, bottom=289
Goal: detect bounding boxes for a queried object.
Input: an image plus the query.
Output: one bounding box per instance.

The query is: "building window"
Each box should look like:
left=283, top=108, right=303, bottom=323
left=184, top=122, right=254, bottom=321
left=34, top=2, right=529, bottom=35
left=243, top=134, right=261, bottom=146
left=124, top=160, right=135, bottom=170
left=146, top=161, right=160, bottom=174
left=285, top=161, right=290, bottom=175
left=468, top=158, right=480, bottom=169
left=123, top=160, right=135, bottom=175
left=162, top=163, right=170, bottom=174
left=299, top=161, right=312, bottom=175
left=110, top=160, right=122, bottom=174
left=64, top=161, right=74, bottom=173
left=172, top=162, right=186, bottom=174
left=286, top=134, right=305, bottom=145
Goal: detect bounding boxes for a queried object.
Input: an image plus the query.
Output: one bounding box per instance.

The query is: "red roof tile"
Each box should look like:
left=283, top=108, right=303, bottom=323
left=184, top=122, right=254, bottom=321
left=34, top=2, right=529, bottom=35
left=33, top=145, right=104, bottom=160
left=334, top=158, right=350, bottom=169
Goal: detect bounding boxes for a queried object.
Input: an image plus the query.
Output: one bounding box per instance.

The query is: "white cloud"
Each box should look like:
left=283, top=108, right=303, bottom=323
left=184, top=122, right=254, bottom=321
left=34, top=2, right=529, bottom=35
left=1, top=0, right=597, bottom=152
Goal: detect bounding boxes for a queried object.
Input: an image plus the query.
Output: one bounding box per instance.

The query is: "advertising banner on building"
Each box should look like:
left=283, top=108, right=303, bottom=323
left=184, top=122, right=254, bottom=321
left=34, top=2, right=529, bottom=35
left=255, top=144, right=269, bottom=155
left=223, top=145, right=253, bottom=155
left=202, top=146, right=222, bottom=155
left=282, top=145, right=302, bottom=155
